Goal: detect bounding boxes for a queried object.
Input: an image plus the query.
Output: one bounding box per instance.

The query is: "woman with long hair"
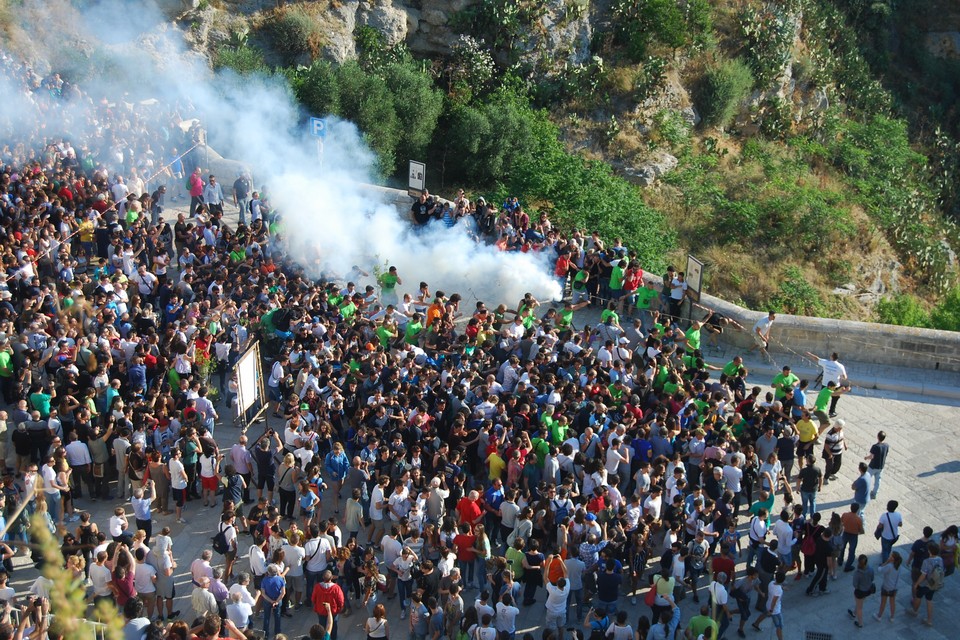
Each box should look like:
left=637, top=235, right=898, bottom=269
left=276, top=453, right=299, bottom=520
left=874, top=551, right=902, bottom=622
left=848, top=554, right=875, bottom=627
left=363, top=602, right=389, bottom=640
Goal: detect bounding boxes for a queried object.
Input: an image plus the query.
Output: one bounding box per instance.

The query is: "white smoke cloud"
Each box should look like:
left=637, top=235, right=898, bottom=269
left=1, top=0, right=563, bottom=306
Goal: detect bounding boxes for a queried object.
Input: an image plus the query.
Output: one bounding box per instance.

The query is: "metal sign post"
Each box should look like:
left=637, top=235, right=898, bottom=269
left=408, top=160, right=425, bottom=197
left=309, top=117, right=327, bottom=170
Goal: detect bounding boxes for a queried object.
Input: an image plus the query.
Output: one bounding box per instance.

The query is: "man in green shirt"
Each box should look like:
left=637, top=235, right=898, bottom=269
left=0, top=341, right=13, bottom=404
left=378, top=266, right=402, bottom=306
left=771, top=365, right=799, bottom=400
left=375, top=320, right=398, bottom=348
left=634, top=280, right=658, bottom=330
left=685, top=605, right=719, bottom=639
left=722, top=356, right=745, bottom=379
left=682, top=321, right=703, bottom=352
left=813, top=381, right=849, bottom=426
left=29, top=383, right=55, bottom=419
left=609, top=259, right=626, bottom=297
left=571, top=269, right=590, bottom=304
left=339, top=298, right=358, bottom=322
left=404, top=314, right=424, bottom=345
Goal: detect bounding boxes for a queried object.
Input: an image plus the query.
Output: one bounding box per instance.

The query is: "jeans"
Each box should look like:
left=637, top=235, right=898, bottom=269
left=880, top=536, right=896, bottom=563
left=458, top=559, right=475, bottom=587
left=474, top=557, right=487, bottom=591
left=46, top=492, right=62, bottom=524
left=263, top=602, right=281, bottom=637
left=305, top=569, right=320, bottom=606
left=801, top=490, right=818, bottom=518
left=745, top=540, right=761, bottom=569
left=840, top=532, right=859, bottom=569
left=398, top=578, right=414, bottom=612
left=869, top=468, right=883, bottom=500
left=568, top=587, right=584, bottom=621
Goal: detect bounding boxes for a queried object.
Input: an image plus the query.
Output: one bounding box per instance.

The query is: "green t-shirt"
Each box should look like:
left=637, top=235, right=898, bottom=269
left=685, top=327, right=702, bottom=351
left=771, top=372, right=799, bottom=399
left=815, top=387, right=833, bottom=412
left=379, top=273, right=399, bottom=292
left=405, top=321, right=423, bottom=345
left=635, top=287, right=657, bottom=309
left=722, top=360, right=743, bottom=378
left=184, top=440, right=199, bottom=466
left=375, top=325, right=395, bottom=347
left=600, top=309, right=619, bottom=325
left=340, top=301, right=357, bottom=321
left=557, top=309, right=574, bottom=329
left=229, top=249, right=246, bottom=263
left=686, top=615, right=718, bottom=640
left=610, top=266, right=625, bottom=291
left=0, top=351, right=12, bottom=378
left=30, top=392, right=52, bottom=418
left=572, top=270, right=587, bottom=291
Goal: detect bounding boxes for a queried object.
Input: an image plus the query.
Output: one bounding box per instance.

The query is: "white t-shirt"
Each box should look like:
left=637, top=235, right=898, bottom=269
left=878, top=512, right=903, bottom=540
left=90, top=563, right=113, bottom=597
left=753, top=316, right=773, bottom=335
left=370, top=486, right=386, bottom=521
left=544, top=582, right=569, bottom=614
left=170, top=459, right=187, bottom=490
left=772, top=519, right=794, bottom=553
left=134, top=562, right=157, bottom=593
left=304, top=537, right=332, bottom=572
left=818, top=358, right=848, bottom=386
left=495, top=602, right=520, bottom=633
left=281, top=543, right=306, bottom=577
left=766, top=582, right=783, bottom=614
left=109, top=515, right=127, bottom=537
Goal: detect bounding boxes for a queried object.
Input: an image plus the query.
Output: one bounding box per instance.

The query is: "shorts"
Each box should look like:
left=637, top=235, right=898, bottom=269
left=268, top=385, right=282, bottom=402
left=770, top=613, right=783, bottom=629
left=201, top=475, right=219, bottom=492
left=915, top=586, right=935, bottom=601
left=854, top=588, right=874, bottom=599
left=225, top=549, right=237, bottom=563
left=753, top=333, right=768, bottom=348
left=881, top=588, right=897, bottom=597
left=287, top=573, right=305, bottom=594
left=257, top=475, right=275, bottom=491
left=545, top=610, right=566, bottom=631
left=173, top=488, right=186, bottom=507
left=797, top=441, right=815, bottom=457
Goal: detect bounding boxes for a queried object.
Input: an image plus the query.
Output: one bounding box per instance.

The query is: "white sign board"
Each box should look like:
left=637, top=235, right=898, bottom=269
left=409, top=160, right=425, bottom=194
left=686, top=254, right=705, bottom=303
left=236, top=342, right=262, bottom=415
left=309, top=117, right=327, bottom=139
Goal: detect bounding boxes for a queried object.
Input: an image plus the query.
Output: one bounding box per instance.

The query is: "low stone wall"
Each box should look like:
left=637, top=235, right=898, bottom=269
left=691, top=293, right=960, bottom=374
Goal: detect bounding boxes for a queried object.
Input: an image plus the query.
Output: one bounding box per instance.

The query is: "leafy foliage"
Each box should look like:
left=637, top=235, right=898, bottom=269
left=611, top=0, right=711, bottom=62
left=267, top=6, right=324, bottom=66
left=695, top=58, right=754, bottom=128
left=739, top=1, right=799, bottom=88
left=769, top=266, right=826, bottom=316
left=875, top=294, right=931, bottom=328
left=213, top=44, right=268, bottom=75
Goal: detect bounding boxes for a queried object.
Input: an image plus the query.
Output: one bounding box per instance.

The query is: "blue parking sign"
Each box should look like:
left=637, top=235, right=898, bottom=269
left=309, top=117, right=327, bottom=139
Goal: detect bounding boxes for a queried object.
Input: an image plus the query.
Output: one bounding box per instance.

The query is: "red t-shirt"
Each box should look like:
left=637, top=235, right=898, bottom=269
left=453, top=533, right=477, bottom=562
left=456, top=497, right=482, bottom=525
left=711, top=555, right=735, bottom=581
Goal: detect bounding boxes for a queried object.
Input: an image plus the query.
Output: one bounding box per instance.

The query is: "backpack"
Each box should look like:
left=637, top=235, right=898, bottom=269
left=212, top=523, right=233, bottom=554
left=551, top=499, right=570, bottom=527
left=927, top=561, right=945, bottom=591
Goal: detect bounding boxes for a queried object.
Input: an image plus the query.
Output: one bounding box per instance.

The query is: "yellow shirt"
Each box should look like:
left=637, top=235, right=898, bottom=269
left=487, top=452, right=506, bottom=481
left=796, top=418, right=818, bottom=443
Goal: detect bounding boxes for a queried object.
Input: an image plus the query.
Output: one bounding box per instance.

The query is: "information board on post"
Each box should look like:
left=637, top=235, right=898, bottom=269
left=408, top=160, right=425, bottom=197
left=686, top=254, right=705, bottom=302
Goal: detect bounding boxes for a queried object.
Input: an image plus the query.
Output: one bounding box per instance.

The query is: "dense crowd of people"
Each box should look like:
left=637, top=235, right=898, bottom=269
left=0, top=52, right=954, bottom=640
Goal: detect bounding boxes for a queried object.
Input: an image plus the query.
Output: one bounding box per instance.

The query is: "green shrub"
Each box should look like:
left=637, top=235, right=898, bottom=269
left=213, top=45, right=268, bottom=75
left=382, top=61, right=444, bottom=166
left=739, top=2, right=798, bottom=87
left=335, top=61, right=399, bottom=176
left=875, top=294, right=930, bottom=328
left=290, top=60, right=340, bottom=117
left=695, top=59, right=754, bottom=128
left=269, top=7, right=324, bottom=66
left=930, top=287, right=960, bottom=332
left=769, top=266, right=825, bottom=316
left=611, top=0, right=709, bottom=62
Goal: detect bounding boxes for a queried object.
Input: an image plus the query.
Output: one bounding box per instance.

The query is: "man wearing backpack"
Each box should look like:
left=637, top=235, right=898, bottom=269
left=909, top=540, right=944, bottom=627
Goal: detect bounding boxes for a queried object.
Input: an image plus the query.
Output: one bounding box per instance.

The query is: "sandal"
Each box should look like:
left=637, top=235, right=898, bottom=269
left=751, top=624, right=761, bottom=632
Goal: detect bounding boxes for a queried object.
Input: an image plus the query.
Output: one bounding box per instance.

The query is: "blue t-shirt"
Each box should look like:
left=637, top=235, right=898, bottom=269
left=261, top=575, right=285, bottom=602
left=853, top=475, right=870, bottom=505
